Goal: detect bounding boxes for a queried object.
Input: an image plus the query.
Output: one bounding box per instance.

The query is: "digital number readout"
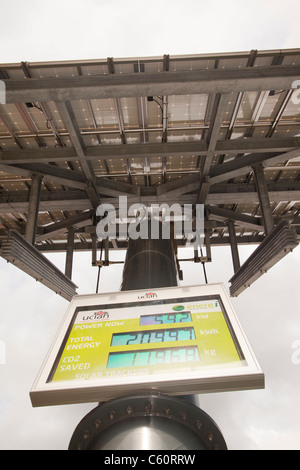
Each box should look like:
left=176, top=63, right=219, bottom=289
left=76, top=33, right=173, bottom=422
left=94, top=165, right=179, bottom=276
left=140, top=311, right=191, bottom=326
left=107, top=346, right=200, bottom=368
left=111, top=327, right=195, bottom=347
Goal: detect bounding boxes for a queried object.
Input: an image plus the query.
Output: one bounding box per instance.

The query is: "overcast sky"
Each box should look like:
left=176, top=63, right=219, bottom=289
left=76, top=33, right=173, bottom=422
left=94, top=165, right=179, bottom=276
left=1, top=0, right=300, bottom=451
left=0, top=0, right=300, bottom=63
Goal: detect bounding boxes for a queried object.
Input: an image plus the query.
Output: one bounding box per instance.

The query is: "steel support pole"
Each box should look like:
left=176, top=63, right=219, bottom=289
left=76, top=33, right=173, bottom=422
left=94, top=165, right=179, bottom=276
left=65, top=227, right=74, bottom=279
left=69, top=220, right=228, bottom=450
left=253, top=163, right=274, bottom=235
left=228, top=220, right=240, bottom=273
left=25, top=174, right=42, bottom=245
left=121, top=219, right=199, bottom=408
left=91, top=233, right=97, bottom=266
left=121, top=222, right=178, bottom=291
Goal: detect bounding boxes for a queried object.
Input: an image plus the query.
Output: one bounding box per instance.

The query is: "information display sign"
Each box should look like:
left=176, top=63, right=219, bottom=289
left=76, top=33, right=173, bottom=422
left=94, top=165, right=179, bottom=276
left=30, top=284, right=264, bottom=407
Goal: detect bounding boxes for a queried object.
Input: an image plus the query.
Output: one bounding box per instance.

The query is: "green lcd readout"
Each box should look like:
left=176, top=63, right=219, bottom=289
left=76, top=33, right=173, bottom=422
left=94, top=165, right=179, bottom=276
left=31, top=285, right=265, bottom=408
left=107, top=345, right=200, bottom=368
left=140, top=311, right=191, bottom=326
left=111, top=327, right=195, bottom=347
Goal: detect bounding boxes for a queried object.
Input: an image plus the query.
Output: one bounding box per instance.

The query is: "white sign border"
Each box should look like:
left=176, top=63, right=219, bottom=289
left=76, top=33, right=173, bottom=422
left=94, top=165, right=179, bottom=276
left=30, top=283, right=264, bottom=407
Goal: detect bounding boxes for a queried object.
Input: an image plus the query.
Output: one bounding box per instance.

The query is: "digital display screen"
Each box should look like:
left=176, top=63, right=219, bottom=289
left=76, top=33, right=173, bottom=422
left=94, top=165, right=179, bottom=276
left=47, top=291, right=247, bottom=387
left=107, top=346, right=200, bottom=368
left=30, top=285, right=264, bottom=408
left=140, top=312, right=191, bottom=325
left=111, top=327, right=195, bottom=346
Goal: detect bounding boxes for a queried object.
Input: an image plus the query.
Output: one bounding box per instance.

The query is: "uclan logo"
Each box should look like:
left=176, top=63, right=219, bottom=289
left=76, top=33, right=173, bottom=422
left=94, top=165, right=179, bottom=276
left=138, top=292, right=158, bottom=299
left=96, top=310, right=109, bottom=317
left=82, top=310, right=109, bottom=321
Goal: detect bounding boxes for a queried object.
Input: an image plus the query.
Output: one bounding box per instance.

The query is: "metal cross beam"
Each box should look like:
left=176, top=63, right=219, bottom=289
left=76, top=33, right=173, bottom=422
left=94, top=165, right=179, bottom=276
left=4, top=65, right=300, bottom=103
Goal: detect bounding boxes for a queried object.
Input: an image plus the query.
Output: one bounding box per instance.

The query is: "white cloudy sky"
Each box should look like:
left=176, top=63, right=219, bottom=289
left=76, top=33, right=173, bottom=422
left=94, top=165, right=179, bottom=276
left=0, top=0, right=299, bottom=62
left=1, top=0, right=300, bottom=450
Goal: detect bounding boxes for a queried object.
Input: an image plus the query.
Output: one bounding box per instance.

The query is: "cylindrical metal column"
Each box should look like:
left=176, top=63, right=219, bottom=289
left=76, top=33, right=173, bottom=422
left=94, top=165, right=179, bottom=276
left=121, top=219, right=199, bottom=409
left=121, top=221, right=178, bottom=291
left=69, top=393, right=227, bottom=450
left=69, top=218, right=226, bottom=450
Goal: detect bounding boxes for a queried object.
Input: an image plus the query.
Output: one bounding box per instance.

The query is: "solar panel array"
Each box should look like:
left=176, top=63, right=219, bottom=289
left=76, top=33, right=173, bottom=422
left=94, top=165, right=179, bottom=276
left=0, top=49, right=299, bottom=256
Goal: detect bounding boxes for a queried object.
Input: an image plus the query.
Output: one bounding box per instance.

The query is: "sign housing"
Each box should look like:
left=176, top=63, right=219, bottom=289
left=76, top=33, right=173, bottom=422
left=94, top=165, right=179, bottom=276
left=30, top=284, right=264, bottom=407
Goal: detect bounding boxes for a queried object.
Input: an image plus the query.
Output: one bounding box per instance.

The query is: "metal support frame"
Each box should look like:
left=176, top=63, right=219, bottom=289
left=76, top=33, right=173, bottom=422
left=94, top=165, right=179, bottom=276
left=56, top=101, right=100, bottom=209
left=1, top=230, right=77, bottom=300
left=229, top=220, right=298, bottom=296
left=253, top=163, right=274, bottom=235
left=228, top=220, right=240, bottom=273
left=25, top=174, right=42, bottom=245
left=4, top=64, right=300, bottom=103
left=0, top=51, right=299, bottom=298
left=65, top=227, right=74, bottom=279
left=91, top=233, right=97, bottom=266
